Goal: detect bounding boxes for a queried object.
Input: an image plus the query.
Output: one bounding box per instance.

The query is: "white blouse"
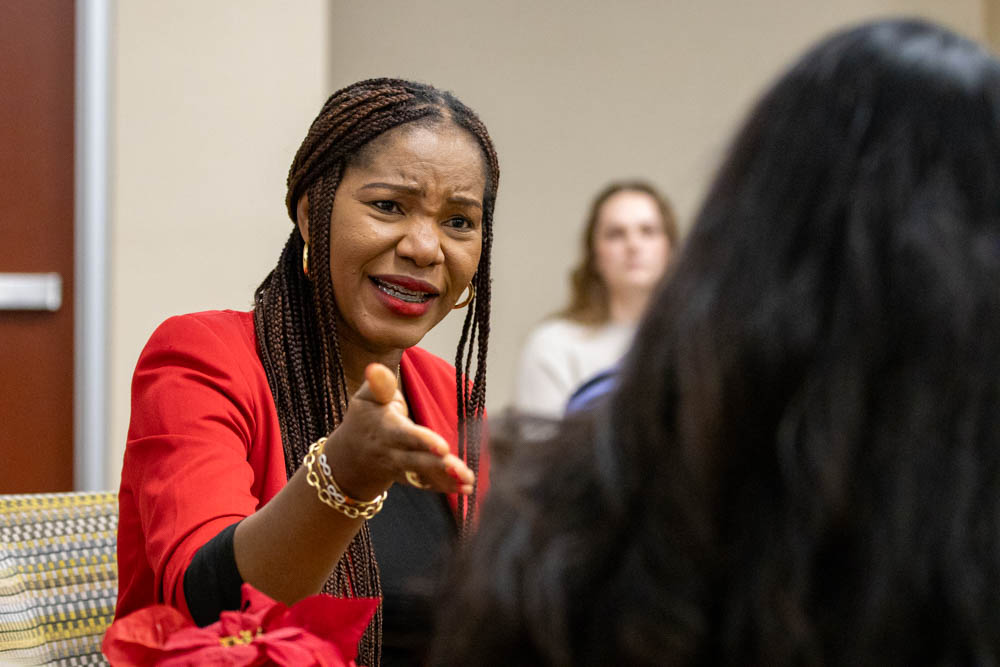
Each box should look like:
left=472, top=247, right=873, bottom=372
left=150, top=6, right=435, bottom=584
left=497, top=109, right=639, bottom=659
left=512, top=318, right=634, bottom=418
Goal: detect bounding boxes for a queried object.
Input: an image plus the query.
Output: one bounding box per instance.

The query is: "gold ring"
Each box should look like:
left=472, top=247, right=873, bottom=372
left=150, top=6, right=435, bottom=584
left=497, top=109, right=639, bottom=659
left=404, top=470, right=431, bottom=489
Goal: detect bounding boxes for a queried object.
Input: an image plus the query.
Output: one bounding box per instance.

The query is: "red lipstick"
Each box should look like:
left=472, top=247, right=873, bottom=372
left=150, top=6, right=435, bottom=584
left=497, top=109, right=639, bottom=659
left=369, top=275, right=440, bottom=317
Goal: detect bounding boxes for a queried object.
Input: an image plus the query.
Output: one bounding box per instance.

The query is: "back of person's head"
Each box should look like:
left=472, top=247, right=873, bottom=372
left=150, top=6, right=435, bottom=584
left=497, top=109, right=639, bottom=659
left=433, top=18, right=1000, bottom=667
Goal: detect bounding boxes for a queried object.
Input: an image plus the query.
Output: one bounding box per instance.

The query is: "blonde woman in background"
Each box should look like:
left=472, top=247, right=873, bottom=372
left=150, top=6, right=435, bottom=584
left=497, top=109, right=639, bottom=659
left=513, top=182, right=679, bottom=417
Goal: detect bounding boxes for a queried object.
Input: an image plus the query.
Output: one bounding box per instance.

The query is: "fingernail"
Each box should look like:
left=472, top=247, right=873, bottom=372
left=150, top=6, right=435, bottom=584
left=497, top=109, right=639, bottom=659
left=447, top=466, right=473, bottom=484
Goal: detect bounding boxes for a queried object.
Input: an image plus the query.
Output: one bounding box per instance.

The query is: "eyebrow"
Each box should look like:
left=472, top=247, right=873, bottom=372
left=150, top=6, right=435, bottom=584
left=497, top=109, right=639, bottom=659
left=359, top=182, right=482, bottom=210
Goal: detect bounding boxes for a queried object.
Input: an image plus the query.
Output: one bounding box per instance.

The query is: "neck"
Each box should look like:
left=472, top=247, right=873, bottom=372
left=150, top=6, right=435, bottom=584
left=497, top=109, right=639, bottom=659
left=607, top=287, right=652, bottom=324
left=335, top=331, right=404, bottom=398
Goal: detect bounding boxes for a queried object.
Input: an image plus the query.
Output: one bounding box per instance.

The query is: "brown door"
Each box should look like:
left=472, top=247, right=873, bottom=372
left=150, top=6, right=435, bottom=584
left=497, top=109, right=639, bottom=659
left=0, top=1, right=76, bottom=492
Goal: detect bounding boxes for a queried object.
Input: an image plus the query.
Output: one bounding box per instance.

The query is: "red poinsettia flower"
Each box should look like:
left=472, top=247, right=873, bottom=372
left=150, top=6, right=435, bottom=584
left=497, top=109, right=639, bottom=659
left=102, top=584, right=378, bottom=666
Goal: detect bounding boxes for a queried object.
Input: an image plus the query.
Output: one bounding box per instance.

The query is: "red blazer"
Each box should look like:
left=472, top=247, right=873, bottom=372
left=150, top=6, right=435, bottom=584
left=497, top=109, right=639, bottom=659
left=115, top=310, right=488, bottom=620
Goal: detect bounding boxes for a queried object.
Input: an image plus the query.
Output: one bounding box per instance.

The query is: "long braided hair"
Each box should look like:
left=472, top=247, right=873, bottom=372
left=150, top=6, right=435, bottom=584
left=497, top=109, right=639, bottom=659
left=252, top=79, right=499, bottom=665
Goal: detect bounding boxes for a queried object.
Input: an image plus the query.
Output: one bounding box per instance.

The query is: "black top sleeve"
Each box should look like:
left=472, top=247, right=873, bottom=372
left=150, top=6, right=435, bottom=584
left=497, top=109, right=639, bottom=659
left=183, top=520, right=244, bottom=626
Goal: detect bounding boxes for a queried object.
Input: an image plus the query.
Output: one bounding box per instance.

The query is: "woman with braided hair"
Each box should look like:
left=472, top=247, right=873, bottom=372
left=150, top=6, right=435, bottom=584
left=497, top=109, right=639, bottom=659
left=114, top=79, right=499, bottom=666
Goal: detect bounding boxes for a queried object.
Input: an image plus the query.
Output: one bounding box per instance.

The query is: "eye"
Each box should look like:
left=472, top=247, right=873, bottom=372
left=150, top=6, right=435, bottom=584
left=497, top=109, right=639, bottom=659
left=370, top=200, right=402, bottom=214
left=444, top=216, right=475, bottom=231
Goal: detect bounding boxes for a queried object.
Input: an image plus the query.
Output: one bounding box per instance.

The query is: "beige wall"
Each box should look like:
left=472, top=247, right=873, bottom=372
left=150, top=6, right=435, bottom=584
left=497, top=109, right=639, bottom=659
left=109, top=0, right=328, bottom=484
left=326, top=0, right=983, bottom=418
left=109, top=0, right=984, bottom=484
left=986, top=0, right=1000, bottom=47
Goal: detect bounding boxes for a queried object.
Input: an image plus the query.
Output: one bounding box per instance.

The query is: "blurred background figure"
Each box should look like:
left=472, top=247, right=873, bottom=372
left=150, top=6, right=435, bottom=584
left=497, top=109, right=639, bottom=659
left=512, top=182, right=679, bottom=417
left=434, top=18, right=1000, bottom=667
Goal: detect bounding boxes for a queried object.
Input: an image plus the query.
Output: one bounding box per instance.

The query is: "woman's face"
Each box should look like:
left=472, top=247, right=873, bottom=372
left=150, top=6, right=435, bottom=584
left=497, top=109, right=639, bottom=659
left=592, top=190, right=671, bottom=296
left=312, top=122, right=486, bottom=353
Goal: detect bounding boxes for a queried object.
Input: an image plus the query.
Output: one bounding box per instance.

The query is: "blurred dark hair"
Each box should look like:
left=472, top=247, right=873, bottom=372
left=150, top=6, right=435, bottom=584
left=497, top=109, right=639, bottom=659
left=561, top=181, right=679, bottom=324
left=433, top=19, right=1000, bottom=667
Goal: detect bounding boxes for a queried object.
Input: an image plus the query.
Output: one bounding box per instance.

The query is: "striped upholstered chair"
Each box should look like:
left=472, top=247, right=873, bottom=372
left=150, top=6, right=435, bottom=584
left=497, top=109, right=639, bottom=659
left=0, top=491, right=118, bottom=666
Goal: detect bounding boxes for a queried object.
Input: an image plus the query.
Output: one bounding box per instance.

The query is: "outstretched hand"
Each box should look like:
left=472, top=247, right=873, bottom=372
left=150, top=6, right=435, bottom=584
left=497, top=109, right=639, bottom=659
left=321, top=363, right=475, bottom=502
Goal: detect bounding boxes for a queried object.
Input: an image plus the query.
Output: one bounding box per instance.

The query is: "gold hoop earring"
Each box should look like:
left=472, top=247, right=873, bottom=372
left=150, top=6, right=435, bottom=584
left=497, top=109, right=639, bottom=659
left=453, top=283, right=475, bottom=309
left=302, top=242, right=309, bottom=277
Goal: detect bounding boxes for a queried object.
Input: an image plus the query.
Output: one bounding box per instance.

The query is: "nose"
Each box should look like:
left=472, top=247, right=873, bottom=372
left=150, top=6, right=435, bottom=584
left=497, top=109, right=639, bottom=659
left=624, top=228, right=642, bottom=253
left=396, top=217, right=445, bottom=267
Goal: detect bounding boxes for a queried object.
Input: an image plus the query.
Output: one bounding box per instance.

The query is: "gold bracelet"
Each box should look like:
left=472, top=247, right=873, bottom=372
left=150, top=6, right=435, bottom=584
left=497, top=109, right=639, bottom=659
left=304, top=437, right=387, bottom=520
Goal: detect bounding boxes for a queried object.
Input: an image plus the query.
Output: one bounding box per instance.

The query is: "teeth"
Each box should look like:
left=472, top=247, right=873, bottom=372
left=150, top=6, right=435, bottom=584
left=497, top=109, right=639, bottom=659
left=373, top=278, right=433, bottom=303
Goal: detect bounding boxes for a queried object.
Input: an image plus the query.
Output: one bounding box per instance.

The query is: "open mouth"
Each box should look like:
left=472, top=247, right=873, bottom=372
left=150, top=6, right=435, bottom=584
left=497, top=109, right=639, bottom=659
left=370, top=277, right=438, bottom=303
